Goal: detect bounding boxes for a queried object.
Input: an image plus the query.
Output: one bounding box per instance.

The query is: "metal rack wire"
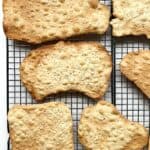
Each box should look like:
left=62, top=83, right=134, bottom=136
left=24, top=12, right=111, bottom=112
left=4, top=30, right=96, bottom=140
left=114, top=37, right=150, bottom=130
left=7, top=0, right=150, bottom=149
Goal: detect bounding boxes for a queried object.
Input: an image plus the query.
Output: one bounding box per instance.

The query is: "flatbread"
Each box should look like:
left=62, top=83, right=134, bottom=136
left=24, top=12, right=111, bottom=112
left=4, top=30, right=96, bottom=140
left=78, top=101, right=148, bottom=150
left=111, top=0, right=150, bottom=38
left=8, top=102, right=74, bottom=150
left=120, top=50, right=150, bottom=98
left=20, top=41, right=112, bottom=101
left=3, top=0, right=110, bottom=43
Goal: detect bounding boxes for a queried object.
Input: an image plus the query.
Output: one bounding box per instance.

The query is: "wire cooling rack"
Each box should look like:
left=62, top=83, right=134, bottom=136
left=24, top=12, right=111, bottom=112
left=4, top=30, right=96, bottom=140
left=7, top=0, right=150, bottom=149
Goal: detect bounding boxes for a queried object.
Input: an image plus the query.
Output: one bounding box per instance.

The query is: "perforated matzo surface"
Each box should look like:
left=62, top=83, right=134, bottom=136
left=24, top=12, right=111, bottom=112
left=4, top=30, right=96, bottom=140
left=7, top=0, right=150, bottom=149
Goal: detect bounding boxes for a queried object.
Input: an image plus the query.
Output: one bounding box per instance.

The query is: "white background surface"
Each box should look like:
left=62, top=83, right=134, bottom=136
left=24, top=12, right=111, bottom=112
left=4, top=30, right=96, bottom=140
left=0, top=0, right=8, bottom=149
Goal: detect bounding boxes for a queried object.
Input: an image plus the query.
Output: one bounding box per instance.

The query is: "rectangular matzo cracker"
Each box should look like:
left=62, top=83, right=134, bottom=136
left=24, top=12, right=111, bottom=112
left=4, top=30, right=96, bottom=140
left=8, top=102, right=74, bottom=150
left=111, top=0, right=150, bottom=38
left=3, top=0, right=110, bottom=43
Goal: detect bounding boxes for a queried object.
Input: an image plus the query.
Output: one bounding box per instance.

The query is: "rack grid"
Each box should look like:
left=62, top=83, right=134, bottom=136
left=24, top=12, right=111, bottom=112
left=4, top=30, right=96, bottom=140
left=7, top=0, right=150, bottom=149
